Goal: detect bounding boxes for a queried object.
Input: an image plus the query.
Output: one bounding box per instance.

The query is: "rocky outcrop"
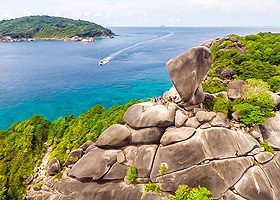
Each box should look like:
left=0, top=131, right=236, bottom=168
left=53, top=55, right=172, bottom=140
left=260, top=112, right=280, bottom=149
left=210, top=112, right=230, bottom=127
left=55, top=179, right=144, bottom=200
left=29, top=106, right=279, bottom=200
left=214, top=68, right=235, bottom=79
left=166, top=46, right=212, bottom=103
left=271, top=93, right=280, bottom=111
left=26, top=44, right=280, bottom=200
left=160, top=127, right=195, bottom=145
left=65, top=148, right=83, bottom=166
left=234, top=166, right=274, bottom=200
left=151, top=127, right=258, bottom=182
left=254, top=152, right=274, bottom=164
left=68, top=148, right=118, bottom=179
left=123, top=102, right=176, bottom=128
left=47, top=158, right=61, bottom=176
left=157, top=157, right=254, bottom=199
left=203, top=36, right=247, bottom=54
left=95, top=124, right=131, bottom=148
left=227, top=80, right=246, bottom=99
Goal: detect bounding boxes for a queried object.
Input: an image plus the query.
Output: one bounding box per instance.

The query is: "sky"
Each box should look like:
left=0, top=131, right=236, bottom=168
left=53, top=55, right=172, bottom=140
left=0, top=0, right=280, bottom=27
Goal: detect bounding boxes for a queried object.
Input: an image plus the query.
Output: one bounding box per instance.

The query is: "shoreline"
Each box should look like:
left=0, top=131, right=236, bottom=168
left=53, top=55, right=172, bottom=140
left=0, top=34, right=115, bottom=43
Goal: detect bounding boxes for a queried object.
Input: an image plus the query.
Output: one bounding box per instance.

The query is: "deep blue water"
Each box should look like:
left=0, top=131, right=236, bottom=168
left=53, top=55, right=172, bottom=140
left=1, top=27, right=280, bottom=130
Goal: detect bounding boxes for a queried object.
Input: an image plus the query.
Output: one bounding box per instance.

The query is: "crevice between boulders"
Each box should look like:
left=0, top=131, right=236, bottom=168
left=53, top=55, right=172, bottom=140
left=153, top=155, right=254, bottom=182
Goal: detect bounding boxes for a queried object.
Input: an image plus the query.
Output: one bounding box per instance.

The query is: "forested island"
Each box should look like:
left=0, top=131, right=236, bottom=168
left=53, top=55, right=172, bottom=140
left=0, top=16, right=114, bottom=42
left=0, top=32, right=280, bottom=200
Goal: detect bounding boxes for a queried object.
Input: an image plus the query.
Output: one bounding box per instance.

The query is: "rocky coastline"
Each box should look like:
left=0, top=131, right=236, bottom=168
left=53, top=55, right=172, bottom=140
left=24, top=37, right=280, bottom=200
left=0, top=34, right=115, bottom=43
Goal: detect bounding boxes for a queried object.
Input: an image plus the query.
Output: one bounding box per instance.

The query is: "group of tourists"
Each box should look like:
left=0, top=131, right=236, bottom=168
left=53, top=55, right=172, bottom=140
left=140, top=95, right=178, bottom=112
left=150, top=96, right=165, bottom=105
left=150, top=95, right=177, bottom=107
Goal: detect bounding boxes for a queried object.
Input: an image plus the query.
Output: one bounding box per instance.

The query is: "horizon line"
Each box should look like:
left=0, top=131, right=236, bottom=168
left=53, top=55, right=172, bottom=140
left=1, top=15, right=279, bottom=28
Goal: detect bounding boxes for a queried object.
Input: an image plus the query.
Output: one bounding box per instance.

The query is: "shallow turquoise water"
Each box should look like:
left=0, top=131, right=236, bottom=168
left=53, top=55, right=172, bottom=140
left=1, top=27, right=280, bottom=130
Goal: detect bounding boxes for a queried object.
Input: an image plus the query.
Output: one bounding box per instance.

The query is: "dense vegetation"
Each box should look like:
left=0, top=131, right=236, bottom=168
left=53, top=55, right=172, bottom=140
left=203, top=32, right=280, bottom=93
left=0, top=15, right=113, bottom=38
left=232, top=79, right=275, bottom=126
left=0, top=100, right=137, bottom=199
left=203, top=32, right=279, bottom=127
left=205, top=79, right=275, bottom=127
left=169, top=185, right=213, bottom=200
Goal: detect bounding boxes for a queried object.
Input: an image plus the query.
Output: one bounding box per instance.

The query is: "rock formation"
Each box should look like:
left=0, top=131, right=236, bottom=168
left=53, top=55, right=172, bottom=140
left=203, top=36, right=247, bottom=54
left=25, top=44, right=280, bottom=200
left=166, top=46, right=212, bottom=105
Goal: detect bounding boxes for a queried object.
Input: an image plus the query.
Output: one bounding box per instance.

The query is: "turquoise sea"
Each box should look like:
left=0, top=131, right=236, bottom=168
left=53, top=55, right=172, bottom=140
left=1, top=27, right=280, bottom=130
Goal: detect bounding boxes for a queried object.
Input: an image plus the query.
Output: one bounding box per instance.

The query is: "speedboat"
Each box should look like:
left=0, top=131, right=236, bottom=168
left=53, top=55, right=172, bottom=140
left=99, top=57, right=111, bottom=66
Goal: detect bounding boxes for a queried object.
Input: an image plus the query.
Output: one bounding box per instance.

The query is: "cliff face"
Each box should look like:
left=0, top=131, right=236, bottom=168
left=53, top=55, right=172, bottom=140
left=25, top=44, right=280, bottom=200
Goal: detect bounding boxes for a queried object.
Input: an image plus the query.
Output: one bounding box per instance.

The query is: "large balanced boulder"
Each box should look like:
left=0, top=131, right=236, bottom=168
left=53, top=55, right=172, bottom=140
left=95, top=124, right=131, bottom=148
left=123, top=102, right=176, bottom=128
left=166, top=46, right=212, bottom=103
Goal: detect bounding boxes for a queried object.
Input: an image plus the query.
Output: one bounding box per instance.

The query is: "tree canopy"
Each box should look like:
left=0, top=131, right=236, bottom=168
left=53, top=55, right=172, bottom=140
left=0, top=15, right=113, bottom=38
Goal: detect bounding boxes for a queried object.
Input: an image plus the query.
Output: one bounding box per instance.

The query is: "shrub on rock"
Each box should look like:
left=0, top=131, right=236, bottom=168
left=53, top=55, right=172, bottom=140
left=126, top=165, right=138, bottom=185
left=169, top=185, right=213, bottom=200
left=212, top=95, right=230, bottom=116
left=233, top=79, right=275, bottom=126
left=268, top=76, right=280, bottom=92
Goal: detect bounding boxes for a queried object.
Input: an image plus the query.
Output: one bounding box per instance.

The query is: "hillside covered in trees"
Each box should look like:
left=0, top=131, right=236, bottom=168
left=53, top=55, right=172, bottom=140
left=0, top=15, right=114, bottom=39
left=0, top=100, right=138, bottom=199
left=203, top=32, right=280, bottom=93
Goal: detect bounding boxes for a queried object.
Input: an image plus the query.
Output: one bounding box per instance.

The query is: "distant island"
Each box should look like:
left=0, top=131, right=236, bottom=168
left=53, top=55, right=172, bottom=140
left=0, top=15, right=115, bottom=42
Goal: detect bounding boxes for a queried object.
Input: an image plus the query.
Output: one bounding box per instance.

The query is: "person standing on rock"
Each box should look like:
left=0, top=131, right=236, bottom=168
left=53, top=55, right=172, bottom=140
left=141, top=105, right=145, bottom=112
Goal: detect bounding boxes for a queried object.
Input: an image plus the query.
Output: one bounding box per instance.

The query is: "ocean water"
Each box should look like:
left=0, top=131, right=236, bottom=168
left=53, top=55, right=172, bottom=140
left=1, top=27, right=280, bottom=130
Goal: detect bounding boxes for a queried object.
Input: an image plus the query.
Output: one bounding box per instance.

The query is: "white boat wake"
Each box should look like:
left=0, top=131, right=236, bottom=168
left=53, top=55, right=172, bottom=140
left=99, top=31, right=174, bottom=65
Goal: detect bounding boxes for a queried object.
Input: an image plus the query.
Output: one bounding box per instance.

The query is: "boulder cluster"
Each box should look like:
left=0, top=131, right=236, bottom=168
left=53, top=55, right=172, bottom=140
left=203, top=36, right=247, bottom=54
left=25, top=45, right=280, bottom=200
